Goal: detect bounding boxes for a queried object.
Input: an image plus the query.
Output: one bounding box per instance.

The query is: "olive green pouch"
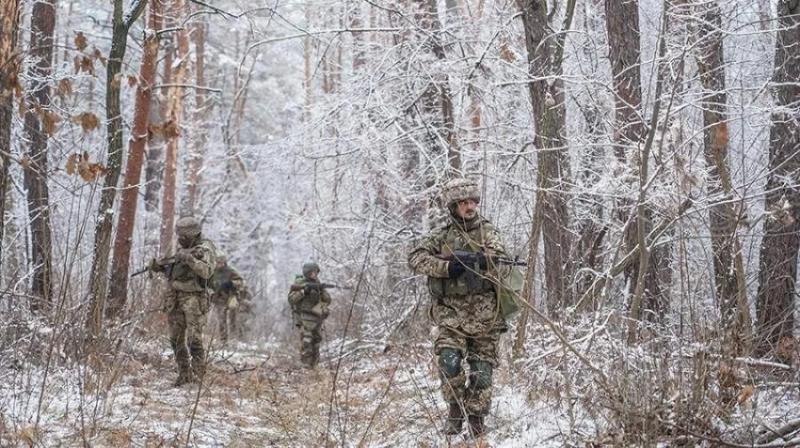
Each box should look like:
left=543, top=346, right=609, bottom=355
left=496, top=265, right=524, bottom=319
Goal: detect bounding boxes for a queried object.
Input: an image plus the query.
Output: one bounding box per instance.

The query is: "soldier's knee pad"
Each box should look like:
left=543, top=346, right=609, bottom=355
left=438, top=348, right=463, bottom=378
left=469, top=360, right=493, bottom=389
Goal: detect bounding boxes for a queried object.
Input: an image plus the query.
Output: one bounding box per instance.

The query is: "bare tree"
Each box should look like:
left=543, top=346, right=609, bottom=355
left=755, top=0, right=800, bottom=360
left=605, top=0, right=668, bottom=322
left=86, top=0, right=147, bottom=336
left=159, top=0, right=189, bottom=254
left=0, top=0, right=22, bottom=276
left=181, top=13, right=207, bottom=216
left=692, top=0, right=751, bottom=359
left=22, top=0, right=57, bottom=308
left=516, top=0, right=576, bottom=315
left=106, top=0, right=163, bottom=320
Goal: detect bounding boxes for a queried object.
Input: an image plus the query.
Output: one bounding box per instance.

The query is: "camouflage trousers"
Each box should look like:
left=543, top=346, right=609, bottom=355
left=297, top=313, right=323, bottom=367
left=434, top=326, right=501, bottom=416
left=167, top=291, right=208, bottom=379
left=213, top=301, right=239, bottom=342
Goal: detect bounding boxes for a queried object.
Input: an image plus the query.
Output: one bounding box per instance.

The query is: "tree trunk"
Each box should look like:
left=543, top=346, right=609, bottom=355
left=692, top=0, right=751, bottom=359
left=181, top=14, right=206, bottom=216
left=605, top=0, right=667, bottom=321
left=517, top=0, right=576, bottom=316
left=22, top=0, right=56, bottom=309
left=755, top=0, right=800, bottom=360
left=144, top=21, right=172, bottom=216
left=0, top=0, right=22, bottom=277
left=106, top=0, right=162, bottom=319
left=159, top=0, right=189, bottom=254
left=86, top=0, right=146, bottom=336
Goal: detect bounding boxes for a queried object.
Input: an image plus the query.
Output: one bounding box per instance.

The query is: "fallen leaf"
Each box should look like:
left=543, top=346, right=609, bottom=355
left=737, top=385, right=754, bottom=405
left=57, top=78, right=73, bottom=97
left=127, top=75, right=138, bottom=88
left=42, top=110, right=60, bottom=136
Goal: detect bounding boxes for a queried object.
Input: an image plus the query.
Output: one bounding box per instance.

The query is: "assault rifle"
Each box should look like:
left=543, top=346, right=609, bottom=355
left=131, top=256, right=176, bottom=278
left=289, top=282, right=352, bottom=294
left=437, top=250, right=526, bottom=291
left=442, top=250, right=527, bottom=268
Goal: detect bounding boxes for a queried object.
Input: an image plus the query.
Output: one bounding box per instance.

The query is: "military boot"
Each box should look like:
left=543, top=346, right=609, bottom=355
left=444, top=402, right=464, bottom=435
left=467, top=415, right=485, bottom=437
left=173, top=369, right=193, bottom=387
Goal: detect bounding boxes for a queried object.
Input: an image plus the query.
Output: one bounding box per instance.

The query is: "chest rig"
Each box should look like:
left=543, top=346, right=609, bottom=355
left=428, top=221, right=495, bottom=297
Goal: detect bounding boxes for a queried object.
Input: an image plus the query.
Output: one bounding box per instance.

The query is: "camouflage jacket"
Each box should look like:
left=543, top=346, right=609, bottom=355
left=210, top=265, right=245, bottom=304
left=169, top=239, right=217, bottom=293
left=288, top=275, right=332, bottom=319
left=408, top=214, right=508, bottom=335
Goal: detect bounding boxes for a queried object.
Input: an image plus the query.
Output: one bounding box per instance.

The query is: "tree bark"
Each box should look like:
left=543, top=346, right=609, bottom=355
left=605, top=0, right=667, bottom=321
left=22, top=0, right=57, bottom=309
left=755, top=0, right=800, bottom=360
left=86, top=0, right=147, bottom=336
left=0, top=0, right=22, bottom=277
left=517, top=0, right=576, bottom=316
left=181, top=13, right=206, bottom=216
left=106, top=0, right=162, bottom=319
left=159, top=0, right=189, bottom=254
left=692, top=0, right=751, bottom=358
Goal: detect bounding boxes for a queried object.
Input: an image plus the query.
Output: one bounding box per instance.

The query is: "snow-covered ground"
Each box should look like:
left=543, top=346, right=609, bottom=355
left=1, top=323, right=798, bottom=447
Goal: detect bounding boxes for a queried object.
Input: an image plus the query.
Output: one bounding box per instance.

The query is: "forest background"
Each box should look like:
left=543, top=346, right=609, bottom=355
left=0, top=0, right=799, bottom=446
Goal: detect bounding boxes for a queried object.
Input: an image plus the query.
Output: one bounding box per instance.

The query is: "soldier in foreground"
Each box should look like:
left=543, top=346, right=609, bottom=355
left=210, top=255, right=245, bottom=343
left=287, top=262, right=331, bottom=368
left=149, top=216, right=216, bottom=386
left=408, top=178, right=512, bottom=437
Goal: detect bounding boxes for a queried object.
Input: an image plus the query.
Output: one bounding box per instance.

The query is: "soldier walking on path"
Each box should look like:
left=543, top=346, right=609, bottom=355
left=210, top=254, right=245, bottom=343
left=149, top=216, right=216, bottom=386
left=408, top=178, right=513, bottom=438
left=287, top=262, right=331, bottom=368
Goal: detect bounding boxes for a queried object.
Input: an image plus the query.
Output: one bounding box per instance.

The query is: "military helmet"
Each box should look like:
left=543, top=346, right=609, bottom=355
left=175, top=216, right=202, bottom=237
left=302, top=262, right=320, bottom=276
left=216, top=253, right=227, bottom=264
left=441, top=178, right=480, bottom=208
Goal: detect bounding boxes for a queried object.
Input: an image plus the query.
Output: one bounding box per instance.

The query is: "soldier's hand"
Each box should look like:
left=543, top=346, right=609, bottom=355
left=447, top=261, right=465, bottom=279
left=149, top=258, right=163, bottom=272
left=176, top=248, right=193, bottom=263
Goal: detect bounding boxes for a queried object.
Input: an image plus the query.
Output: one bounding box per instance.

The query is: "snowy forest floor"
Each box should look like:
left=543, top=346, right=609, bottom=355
left=1, top=319, right=799, bottom=447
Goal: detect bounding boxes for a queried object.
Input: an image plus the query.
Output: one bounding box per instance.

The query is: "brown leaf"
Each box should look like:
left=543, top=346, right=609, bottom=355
left=737, top=385, right=754, bottom=405
left=65, top=152, right=107, bottom=182
left=78, top=56, right=95, bottom=75
left=147, top=122, right=163, bottom=140
left=71, top=112, right=100, bottom=133
left=111, top=72, right=123, bottom=90
left=75, top=31, right=88, bottom=51
left=19, top=156, right=32, bottom=170
left=127, top=75, right=138, bottom=88
left=42, top=110, right=61, bottom=136
left=57, top=78, right=73, bottom=97
left=92, top=48, right=106, bottom=66
left=66, top=153, right=78, bottom=175
left=499, top=40, right=517, bottom=63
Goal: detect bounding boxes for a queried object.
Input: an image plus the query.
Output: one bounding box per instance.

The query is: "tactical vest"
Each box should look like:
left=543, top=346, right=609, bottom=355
left=428, top=222, right=495, bottom=297
left=170, top=239, right=215, bottom=292
left=293, top=275, right=325, bottom=314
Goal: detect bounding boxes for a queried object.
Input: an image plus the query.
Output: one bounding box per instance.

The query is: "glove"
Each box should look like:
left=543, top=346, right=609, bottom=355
left=176, top=249, right=193, bottom=263
left=447, top=261, right=465, bottom=279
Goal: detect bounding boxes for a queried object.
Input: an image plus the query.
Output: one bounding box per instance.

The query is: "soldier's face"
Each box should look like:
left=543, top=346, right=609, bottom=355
left=455, top=199, right=478, bottom=220
left=306, top=270, right=319, bottom=281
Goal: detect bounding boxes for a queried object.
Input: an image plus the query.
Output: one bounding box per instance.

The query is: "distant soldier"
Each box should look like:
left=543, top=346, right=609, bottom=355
left=287, top=262, right=331, bottom=368
left=408, top=178, right=511, bottom=437
left=210, top=255, right=245, bottom=343
left=149, top=216, right=216, bottom=386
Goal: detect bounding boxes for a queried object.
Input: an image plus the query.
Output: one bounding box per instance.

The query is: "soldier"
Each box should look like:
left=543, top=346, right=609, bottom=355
left=210, top=255, right=245, bottom=343
left=149, top=216, right=216, bottom=386
left=408, top=178, right=510, bottom=437
left=287, top=262, right=331, bottom=368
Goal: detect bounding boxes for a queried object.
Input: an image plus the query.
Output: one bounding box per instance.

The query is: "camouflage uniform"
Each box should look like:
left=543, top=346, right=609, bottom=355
left=153, top=216, right=216, bottom=386
left=210, top=257, right=245, bottom=343
left=408, top=178, right=508, bottom=436
left=287, top=262, right=331, bottom=368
